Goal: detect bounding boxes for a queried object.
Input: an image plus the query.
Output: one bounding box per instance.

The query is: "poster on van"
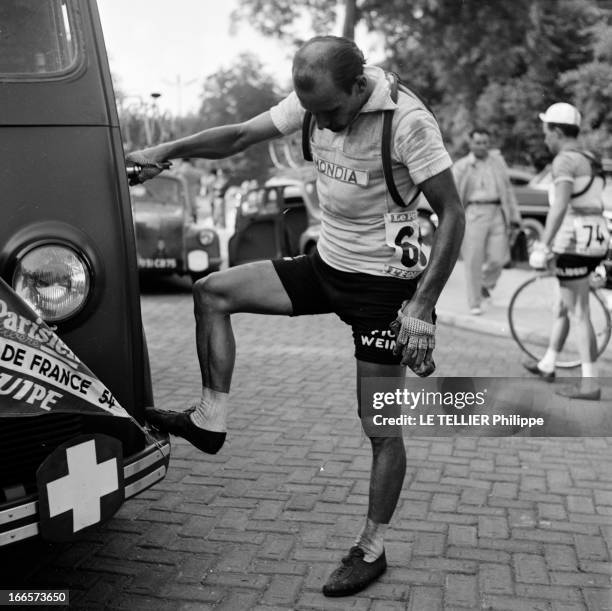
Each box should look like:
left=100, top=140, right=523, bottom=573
left=0, top=278, right=129, bottom=419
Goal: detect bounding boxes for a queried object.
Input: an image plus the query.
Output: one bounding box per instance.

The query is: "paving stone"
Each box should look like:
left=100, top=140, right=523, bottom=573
left=6, top=301, right=612, bottom=611
left=406, top=585, right=443, bottom=611
left=444, top=573, right=478, bottom=608
left=479, top=563, right=514, bottom=595
left=514, top=553, right=550, bottom=584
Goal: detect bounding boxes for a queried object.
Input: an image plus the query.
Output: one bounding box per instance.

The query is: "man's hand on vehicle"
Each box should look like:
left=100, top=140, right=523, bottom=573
left=126, top=148, right=169, bottom=183
left=390, top=301, right=436, bottom=377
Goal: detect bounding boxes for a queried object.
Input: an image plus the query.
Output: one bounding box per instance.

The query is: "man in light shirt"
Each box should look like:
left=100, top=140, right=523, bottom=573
left=453, top=128, right=522, bottom=315
left=127, top=35, right=464, bottom=597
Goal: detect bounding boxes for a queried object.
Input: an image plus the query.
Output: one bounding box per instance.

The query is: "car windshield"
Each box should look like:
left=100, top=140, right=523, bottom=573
left=0, top=0, right=80, bottom=78
left=131, top=177, right=183, bottom=209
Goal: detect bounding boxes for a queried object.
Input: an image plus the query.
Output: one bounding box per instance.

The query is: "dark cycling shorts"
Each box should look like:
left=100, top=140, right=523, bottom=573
left=555, top=253, right=604, bottom=280
left=272, top=249, right=435, bottom=365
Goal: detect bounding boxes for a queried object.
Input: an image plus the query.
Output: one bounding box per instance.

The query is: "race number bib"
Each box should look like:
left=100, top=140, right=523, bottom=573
left=382, top=210, right=431, bottom=279
left=573, top=215, right=609, bottom=257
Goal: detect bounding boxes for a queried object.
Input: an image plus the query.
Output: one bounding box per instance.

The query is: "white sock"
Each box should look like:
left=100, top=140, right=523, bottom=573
left=355, top=518, right=387, bottom=562
left=190, top=387, right=228, bottom=432
left=538, top=349, right=558, bottom=373
left=582, top=362, right=598, bottom=378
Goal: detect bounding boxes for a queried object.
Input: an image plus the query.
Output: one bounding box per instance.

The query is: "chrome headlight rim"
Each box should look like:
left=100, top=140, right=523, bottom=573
left=198, top=229, right=216, bottom=246
left=11, top=240, right=93, bottom=324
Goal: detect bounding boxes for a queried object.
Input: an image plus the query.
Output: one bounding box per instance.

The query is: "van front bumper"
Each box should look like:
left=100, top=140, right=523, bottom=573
left=0, top=433, right=170, bottom=547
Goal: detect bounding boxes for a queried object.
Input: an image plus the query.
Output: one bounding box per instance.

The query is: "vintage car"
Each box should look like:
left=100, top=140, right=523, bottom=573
left=507, top=167, right=549, bottom=251
left=228, top=178, right=315, bottom=266
left=130, top=172, right=222, bottom=282
left=0, top=0, right=170, bottom=546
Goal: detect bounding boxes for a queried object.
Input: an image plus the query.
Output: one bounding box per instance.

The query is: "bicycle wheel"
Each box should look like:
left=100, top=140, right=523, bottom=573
left=508, top=274, right=611, bottom=368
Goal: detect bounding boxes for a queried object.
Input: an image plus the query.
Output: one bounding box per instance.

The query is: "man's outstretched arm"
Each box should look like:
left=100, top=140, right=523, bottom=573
left=126, top=111, right=282, bottom=179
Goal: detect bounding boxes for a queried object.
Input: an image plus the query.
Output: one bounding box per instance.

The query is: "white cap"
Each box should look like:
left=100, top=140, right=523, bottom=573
left=539, top=102, right=581, bottom=126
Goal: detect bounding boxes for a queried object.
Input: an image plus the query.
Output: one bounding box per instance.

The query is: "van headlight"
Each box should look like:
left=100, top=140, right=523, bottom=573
left=198, top=230, right=215, bottom=246
left=12, top=244, right=91, bottom=322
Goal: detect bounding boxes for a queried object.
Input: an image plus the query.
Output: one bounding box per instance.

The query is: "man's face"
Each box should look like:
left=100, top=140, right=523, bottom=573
left=469, top=132, right=489, bottom=159
left=295, top=72, right=364, bottom=133
left=542, top=123, right=560, bottom=154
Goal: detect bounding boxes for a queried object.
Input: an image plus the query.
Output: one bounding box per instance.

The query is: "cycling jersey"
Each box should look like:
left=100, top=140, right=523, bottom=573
left=550, top=148, right=609, bottom=257
left=269, top=65, right=452, bottom=278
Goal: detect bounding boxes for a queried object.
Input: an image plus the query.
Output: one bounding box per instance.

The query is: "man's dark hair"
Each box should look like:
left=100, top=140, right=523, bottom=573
left=470, top=127, right=490, bottom=139
left=547, top=122, right=580, bottom=138
left=293, top=35, right=365, bottom=94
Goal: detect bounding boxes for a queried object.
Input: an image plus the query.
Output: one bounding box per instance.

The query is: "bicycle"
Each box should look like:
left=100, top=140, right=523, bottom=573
left=507, top=265, right=612, bottom=368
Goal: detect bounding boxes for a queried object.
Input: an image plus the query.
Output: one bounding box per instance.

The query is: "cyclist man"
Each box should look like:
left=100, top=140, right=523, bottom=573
left=127, top=36, right=464, bottom=596
left=525, top=102, right=609, bottom=400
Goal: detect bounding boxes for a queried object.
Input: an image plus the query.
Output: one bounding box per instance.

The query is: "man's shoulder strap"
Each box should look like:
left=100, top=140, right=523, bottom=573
left=382, top=72, right=423, bottom=208
left=564, top=148, right=606, bottom=198
left=302, top=110, right=314, bottom=163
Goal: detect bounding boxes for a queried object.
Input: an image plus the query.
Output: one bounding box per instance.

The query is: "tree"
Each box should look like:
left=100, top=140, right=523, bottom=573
left=196, top=53, right=283, bottom=184
left=231, top=0, right=338, bottom=44
left=232, top=0, right=609, bottom=165
left=559, top=23, right=612, bottom=155
left=368, top=0, right=600, bottom=160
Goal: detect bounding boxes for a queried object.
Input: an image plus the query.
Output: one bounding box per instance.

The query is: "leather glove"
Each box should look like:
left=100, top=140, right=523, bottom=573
left=390, top=303, right=436, bottom=377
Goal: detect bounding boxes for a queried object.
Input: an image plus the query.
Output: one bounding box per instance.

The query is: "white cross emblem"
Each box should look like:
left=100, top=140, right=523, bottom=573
left=46, top=439, right=119, bottom=532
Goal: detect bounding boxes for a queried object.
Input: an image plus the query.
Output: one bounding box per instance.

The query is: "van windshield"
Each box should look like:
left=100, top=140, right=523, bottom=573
left=0, top=0, right=79, bottom=78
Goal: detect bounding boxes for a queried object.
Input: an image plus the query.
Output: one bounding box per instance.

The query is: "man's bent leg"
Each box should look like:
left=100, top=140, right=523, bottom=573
left=323, top=359, right=405, bottom=597
left=146, top=261, right=293, bottom=452
left=193, top=260, right=293, bottom=392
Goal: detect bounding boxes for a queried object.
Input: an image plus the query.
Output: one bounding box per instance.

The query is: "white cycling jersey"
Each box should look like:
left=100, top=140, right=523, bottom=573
left=550, top=148, right=609, bottom=257
left=269, top=65, right=452, bottom=278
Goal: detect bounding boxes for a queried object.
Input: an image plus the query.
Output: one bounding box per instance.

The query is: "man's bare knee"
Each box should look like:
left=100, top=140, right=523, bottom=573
left=193, top=271, right=234, bottom=314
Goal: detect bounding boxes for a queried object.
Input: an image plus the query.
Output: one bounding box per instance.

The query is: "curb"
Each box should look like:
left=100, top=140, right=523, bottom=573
left=436, top=309, right=511, bottom=339
left=437, top=305, right=612, bottom=367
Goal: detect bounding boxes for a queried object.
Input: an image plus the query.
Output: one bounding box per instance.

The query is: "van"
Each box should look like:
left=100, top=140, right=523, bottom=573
left=0, top=0, right=170, bottom=546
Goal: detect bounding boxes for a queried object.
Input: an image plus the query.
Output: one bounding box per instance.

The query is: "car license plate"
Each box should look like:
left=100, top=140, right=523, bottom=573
left=137, top=257, right=177, bottom=270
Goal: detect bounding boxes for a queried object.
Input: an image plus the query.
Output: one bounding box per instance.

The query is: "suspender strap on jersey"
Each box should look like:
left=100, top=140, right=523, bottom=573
left=382, top=73, right=405, bottom=207
left=567, top=149, right=606, bottom=199
left=382, top=72, right=421, bottom=208
left=302, top=111, right=313, bottom=162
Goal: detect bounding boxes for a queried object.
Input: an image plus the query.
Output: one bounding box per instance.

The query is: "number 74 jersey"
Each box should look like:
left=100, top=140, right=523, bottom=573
left=554, top=212, right=610, bottom=257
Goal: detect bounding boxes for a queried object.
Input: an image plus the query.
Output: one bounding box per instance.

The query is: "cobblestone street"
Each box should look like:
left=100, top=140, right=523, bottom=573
left=3, top=281, right=612, bottom=610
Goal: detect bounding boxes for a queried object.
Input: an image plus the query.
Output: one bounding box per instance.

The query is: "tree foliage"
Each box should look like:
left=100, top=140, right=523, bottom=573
left=233, top=0, right=612, bottom=164
left=230, top=0, right=338, bottom=44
